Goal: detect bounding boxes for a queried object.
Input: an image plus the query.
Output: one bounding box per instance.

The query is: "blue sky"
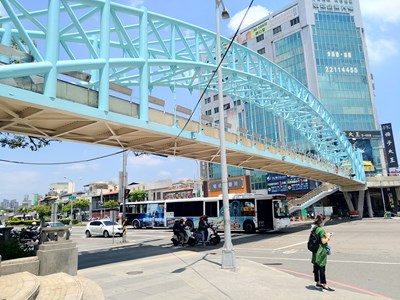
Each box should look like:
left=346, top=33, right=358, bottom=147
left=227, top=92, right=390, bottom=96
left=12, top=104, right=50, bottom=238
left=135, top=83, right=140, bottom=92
left=1, top=0, right=399, bottom=202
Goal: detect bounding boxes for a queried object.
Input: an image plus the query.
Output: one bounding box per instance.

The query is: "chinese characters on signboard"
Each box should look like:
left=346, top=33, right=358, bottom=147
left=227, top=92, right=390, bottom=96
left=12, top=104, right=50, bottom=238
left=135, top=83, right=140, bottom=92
left=381, top=123, right=398, bottom=169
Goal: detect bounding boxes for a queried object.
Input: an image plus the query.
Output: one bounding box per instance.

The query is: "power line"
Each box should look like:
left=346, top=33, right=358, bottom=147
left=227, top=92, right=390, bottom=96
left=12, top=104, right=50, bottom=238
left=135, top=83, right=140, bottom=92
left=0, top=149, right=127, bottom=165
left=177, top=0, right=255, bottom=138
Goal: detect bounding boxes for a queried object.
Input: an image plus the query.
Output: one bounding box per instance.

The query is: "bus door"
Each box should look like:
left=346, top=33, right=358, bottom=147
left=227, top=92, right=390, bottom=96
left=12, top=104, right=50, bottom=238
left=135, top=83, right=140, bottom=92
left=257, top=199, right=273, bottom=231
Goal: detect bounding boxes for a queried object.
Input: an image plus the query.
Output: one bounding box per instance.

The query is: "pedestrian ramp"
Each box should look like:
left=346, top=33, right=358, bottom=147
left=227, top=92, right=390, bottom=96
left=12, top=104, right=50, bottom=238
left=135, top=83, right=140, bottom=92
left=0, top=271, right=104, bottom=300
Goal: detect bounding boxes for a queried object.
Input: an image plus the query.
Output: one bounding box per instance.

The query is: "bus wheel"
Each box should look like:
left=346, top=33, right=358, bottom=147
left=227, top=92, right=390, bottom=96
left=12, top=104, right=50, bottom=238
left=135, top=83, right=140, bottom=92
left=132, top=220, right=140, bottom=229
left=243, top=221, right=256, bottom=234
left=185, top=220, right=194, bottom=231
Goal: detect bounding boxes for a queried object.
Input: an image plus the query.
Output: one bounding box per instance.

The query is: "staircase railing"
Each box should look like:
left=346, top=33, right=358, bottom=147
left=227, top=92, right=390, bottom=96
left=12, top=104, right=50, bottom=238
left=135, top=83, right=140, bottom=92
left=289, top=183, right=337, bottom=213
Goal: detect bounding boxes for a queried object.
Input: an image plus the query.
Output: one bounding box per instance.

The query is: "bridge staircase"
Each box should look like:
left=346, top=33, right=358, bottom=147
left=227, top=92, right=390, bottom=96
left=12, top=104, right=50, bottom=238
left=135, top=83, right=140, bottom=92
left=289, top=183, right=339, bottom=214
left=0, top=271, right=104, bottom=300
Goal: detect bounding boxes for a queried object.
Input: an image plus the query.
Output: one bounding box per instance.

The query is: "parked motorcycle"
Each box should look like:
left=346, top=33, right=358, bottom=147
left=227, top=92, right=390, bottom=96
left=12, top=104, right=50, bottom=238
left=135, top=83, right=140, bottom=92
left=171, top=226, right=196, bottom=246
left=193, top=224, right=221, bottom=246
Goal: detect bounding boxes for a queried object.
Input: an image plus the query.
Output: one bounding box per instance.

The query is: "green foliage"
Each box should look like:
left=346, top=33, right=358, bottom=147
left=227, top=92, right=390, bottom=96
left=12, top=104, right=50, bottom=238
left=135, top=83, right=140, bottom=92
left=5, top=219, right=39, bottom=226
left=74, top=198, right=90, bottom=210
left=62, top=203, right=72, bottom=214
left=0, top=132, right=54, bottom=151
left=0, top=240, right=32, bottom=260
left=129, top=190, right=147, bottom=201
left=33, top=205, right=51, bottom=217
left=104, top=200, right=119, bottom=209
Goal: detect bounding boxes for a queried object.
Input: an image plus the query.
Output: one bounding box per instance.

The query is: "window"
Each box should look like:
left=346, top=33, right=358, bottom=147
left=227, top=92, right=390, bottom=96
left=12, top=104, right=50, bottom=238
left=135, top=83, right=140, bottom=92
left=234, top=99, right=241, bottom=106
left=205, top=109, right=212, bottom=116
left=273, top=26, right=282, bottom=35
left=290, top=17, right=300, bottom=26
left=257, top=48, right=266, bottom=55
left=256, top=34, right=264, bottom=42
left=204, top=97, right=211, bottom=104
left=214, top=107, right=219, bottom=114
left=213, top=94, right=218, bottom=101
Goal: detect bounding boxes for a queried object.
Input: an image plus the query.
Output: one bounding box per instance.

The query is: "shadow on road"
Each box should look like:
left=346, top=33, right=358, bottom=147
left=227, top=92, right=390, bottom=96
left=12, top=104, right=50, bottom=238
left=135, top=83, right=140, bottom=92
left=78, top=218, right=355, bottom=270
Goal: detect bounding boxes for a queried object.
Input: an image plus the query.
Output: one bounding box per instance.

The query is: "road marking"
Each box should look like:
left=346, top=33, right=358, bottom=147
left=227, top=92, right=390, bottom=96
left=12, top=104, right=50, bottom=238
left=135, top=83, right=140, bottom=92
left=236, top=255, right=400, bottom=265
left=273, top=267, right=394, bottom=299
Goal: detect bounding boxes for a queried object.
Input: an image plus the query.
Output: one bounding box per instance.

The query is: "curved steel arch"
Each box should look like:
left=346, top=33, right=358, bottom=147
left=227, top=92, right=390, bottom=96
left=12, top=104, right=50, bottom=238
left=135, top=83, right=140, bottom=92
left=0, top=0, right=365, bottom=182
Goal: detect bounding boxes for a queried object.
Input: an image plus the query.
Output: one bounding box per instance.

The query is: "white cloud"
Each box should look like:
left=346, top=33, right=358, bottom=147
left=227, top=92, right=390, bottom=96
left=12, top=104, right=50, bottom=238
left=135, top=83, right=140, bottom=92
left=129, top=0, right=144, bottom=8
left=360, top=0, right=400, bottom=24
left=158, top=170, right=171, bottom=177
left=0, top=169, right=42, bottom=198
left=128, top=155, right=163, bottom=167
left=63, top=163, right=87, bottom=172
left=228, top=5, right=272, bottom=33
left=365, top=36, right=398, bottom=64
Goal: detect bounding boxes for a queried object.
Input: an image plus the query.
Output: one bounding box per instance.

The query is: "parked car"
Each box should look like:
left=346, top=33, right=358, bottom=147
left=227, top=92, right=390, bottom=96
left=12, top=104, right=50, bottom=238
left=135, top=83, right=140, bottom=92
left=85, top=220, right=123, bottom=238
left=40, top=221, right=72, bottom=234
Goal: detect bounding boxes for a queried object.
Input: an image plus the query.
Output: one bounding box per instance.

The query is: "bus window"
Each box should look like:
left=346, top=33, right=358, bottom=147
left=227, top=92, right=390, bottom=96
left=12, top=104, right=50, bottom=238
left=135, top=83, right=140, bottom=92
left=167, top=201, right=203, bottom=217
left=273, top=201, right=289, bottom=218
left=242, top=201, right=255, bottom=216
left=205, top=201, right=218, bottom=217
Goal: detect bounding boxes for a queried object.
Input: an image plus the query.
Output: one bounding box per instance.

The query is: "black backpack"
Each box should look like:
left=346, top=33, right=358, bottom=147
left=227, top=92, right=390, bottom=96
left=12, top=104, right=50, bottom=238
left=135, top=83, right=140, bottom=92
left=307, top=227, right=320, bottom=253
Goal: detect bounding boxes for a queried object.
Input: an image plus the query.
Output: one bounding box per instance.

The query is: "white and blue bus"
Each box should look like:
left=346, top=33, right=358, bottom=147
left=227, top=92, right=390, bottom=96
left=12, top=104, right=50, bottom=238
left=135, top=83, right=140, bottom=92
left=120, top=193, right=290, bottom=233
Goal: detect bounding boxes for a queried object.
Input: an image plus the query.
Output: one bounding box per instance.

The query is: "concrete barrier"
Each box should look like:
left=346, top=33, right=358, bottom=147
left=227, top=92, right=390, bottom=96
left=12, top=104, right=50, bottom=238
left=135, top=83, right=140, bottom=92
left=0, top=256, right=39, bottom=276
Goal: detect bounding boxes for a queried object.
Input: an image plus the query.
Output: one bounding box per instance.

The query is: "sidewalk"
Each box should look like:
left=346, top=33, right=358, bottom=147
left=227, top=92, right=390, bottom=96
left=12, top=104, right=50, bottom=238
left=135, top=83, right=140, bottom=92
left=78, top=249, right=375, bottom=300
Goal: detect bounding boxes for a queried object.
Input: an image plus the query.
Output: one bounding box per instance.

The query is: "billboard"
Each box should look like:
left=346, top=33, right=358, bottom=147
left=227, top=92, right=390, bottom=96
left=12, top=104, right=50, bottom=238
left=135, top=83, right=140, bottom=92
left=381, top=123, right=398, bottom=169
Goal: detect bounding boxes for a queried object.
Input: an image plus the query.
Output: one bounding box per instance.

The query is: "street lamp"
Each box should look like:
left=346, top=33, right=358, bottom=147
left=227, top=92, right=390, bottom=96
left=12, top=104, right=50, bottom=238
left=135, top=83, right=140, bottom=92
left=216, top=0, right=236, bottom=270
left=64, top=176, right=75, bottom=223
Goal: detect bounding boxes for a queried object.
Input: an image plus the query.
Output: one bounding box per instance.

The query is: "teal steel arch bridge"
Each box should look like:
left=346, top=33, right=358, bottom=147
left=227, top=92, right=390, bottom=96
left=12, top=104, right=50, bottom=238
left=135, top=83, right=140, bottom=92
left=0, top=0, right=365, bottom=188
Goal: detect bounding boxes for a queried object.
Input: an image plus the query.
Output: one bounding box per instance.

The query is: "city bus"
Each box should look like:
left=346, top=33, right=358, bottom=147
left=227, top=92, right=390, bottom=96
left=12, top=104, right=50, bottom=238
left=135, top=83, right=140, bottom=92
left=120, top=193, right=290, bottom=233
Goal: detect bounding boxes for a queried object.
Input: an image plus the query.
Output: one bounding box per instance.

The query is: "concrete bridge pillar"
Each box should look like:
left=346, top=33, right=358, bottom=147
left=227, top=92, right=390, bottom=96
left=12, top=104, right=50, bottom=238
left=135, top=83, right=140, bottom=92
left=343, top=192, right=355, bottom=211
left=356, top=190, right=365, bottom=219
left=366, top=190, right=374, bottom=218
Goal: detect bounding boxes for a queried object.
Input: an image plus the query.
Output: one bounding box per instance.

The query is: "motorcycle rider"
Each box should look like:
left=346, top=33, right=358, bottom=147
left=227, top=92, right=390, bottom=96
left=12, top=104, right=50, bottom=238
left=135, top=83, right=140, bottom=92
left=198, top=215, right=210, bottom=242
left=173, top=219, right=186, bottom=244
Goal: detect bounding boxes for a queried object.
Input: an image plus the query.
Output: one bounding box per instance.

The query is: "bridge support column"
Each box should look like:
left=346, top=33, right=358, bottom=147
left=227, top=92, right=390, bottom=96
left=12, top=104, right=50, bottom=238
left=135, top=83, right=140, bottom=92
left=356, top=190, right=365, bottom=219
left=366, top=190, right=374, bottom=218
left=343, top=192, right=355, bottom=211
left=391, top=188, right=399, bottom=213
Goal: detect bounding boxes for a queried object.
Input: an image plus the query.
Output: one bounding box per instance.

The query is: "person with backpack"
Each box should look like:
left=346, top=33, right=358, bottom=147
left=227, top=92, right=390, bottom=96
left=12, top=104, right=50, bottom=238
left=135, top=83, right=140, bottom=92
left=310, top=214, right=335, bottom=292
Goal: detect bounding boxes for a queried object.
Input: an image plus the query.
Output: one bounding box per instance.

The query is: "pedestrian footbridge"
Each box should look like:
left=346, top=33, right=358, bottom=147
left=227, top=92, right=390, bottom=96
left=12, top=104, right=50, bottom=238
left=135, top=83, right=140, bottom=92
left=0, top=0, right=366, bottom=188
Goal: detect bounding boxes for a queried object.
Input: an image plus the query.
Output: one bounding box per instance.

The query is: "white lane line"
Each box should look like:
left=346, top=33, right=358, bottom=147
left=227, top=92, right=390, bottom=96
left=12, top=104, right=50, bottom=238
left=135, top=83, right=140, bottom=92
left=236, top=255, right=400, bottom=265
left=236, top=241, right=307, bottom=251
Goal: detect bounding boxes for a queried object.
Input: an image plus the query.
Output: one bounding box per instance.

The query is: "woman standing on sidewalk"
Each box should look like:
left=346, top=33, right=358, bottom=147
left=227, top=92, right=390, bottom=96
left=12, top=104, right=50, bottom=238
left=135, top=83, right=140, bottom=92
left=311, top=215, right=335, bottom=292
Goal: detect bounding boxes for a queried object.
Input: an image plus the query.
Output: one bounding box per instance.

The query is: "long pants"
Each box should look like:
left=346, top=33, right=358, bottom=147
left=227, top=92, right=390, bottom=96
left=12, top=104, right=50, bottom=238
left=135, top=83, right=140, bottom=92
left=313, top=264, right=326, bottom=284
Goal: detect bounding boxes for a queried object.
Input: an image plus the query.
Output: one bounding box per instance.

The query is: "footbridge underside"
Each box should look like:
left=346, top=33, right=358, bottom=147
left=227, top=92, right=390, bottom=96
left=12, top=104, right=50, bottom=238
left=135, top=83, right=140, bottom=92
left=0, top=79, right=364, bottom=189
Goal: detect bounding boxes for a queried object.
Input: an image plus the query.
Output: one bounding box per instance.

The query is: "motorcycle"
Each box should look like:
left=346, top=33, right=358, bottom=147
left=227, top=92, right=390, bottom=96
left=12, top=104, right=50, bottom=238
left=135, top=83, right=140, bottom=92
left=171, top=226, right=196, bottom=246
left=193, top=224, right=221, bottom=246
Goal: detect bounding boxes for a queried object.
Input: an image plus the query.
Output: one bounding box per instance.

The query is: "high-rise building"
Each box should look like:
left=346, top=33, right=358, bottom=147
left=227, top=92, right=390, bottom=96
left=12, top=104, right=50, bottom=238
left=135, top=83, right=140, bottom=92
left=202, top=0, right=385, bottom=194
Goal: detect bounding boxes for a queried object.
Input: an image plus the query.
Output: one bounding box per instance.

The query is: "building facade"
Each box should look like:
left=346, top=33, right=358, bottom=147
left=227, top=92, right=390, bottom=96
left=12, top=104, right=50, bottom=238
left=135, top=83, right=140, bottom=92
left=202, top=0, right=385, bottom=196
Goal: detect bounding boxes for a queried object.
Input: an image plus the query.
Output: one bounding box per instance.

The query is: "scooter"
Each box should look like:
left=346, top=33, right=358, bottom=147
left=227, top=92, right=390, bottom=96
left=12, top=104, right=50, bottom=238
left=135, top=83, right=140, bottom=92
left=171, top=226, right=196, bottom=246
left=193, top=224, right=221, bottom=246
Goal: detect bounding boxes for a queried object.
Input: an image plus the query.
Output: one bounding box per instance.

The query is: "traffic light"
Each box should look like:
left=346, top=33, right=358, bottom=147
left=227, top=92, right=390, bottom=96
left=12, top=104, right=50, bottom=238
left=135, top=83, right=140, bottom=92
left=125, top=188, right=130, bottom=200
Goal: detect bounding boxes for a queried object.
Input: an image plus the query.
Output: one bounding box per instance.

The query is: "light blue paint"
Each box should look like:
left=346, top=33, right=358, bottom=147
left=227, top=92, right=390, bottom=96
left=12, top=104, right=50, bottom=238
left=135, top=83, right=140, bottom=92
left=0, top=0, right=366, bottom=184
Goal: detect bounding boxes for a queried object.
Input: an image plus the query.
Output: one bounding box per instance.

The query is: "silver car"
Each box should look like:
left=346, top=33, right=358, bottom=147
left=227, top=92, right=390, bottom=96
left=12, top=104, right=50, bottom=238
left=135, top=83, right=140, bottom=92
left=85, top=220, right=123, bottom=238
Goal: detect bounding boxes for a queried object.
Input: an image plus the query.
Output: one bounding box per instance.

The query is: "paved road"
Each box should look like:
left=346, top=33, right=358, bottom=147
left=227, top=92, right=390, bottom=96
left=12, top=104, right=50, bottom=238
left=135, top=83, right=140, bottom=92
left=74, top=218, right=400, bottom=299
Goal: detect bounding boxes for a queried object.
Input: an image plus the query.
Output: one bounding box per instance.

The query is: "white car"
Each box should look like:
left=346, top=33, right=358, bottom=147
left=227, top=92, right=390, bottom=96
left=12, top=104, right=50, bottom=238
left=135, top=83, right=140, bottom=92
left=85, top=220, right=123, bottom=238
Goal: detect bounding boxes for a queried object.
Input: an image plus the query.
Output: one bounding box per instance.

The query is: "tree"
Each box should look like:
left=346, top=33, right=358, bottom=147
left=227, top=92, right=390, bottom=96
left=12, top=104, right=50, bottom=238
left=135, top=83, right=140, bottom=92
left=129, top=190, right=147, bottom=202
left=103, top=200, right=119, bottom=210
left=0, top=132, right=54, bottom=151
left=74, top=199, right=90, bottom=211
left=18, top=207, right=31, bottom=220
left=32, top=204, right=51, bottom=225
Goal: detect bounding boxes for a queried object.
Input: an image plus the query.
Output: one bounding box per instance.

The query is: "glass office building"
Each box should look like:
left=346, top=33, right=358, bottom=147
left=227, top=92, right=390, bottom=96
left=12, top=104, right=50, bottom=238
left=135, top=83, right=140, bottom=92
left=202, top=0, right=384, bottom=192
